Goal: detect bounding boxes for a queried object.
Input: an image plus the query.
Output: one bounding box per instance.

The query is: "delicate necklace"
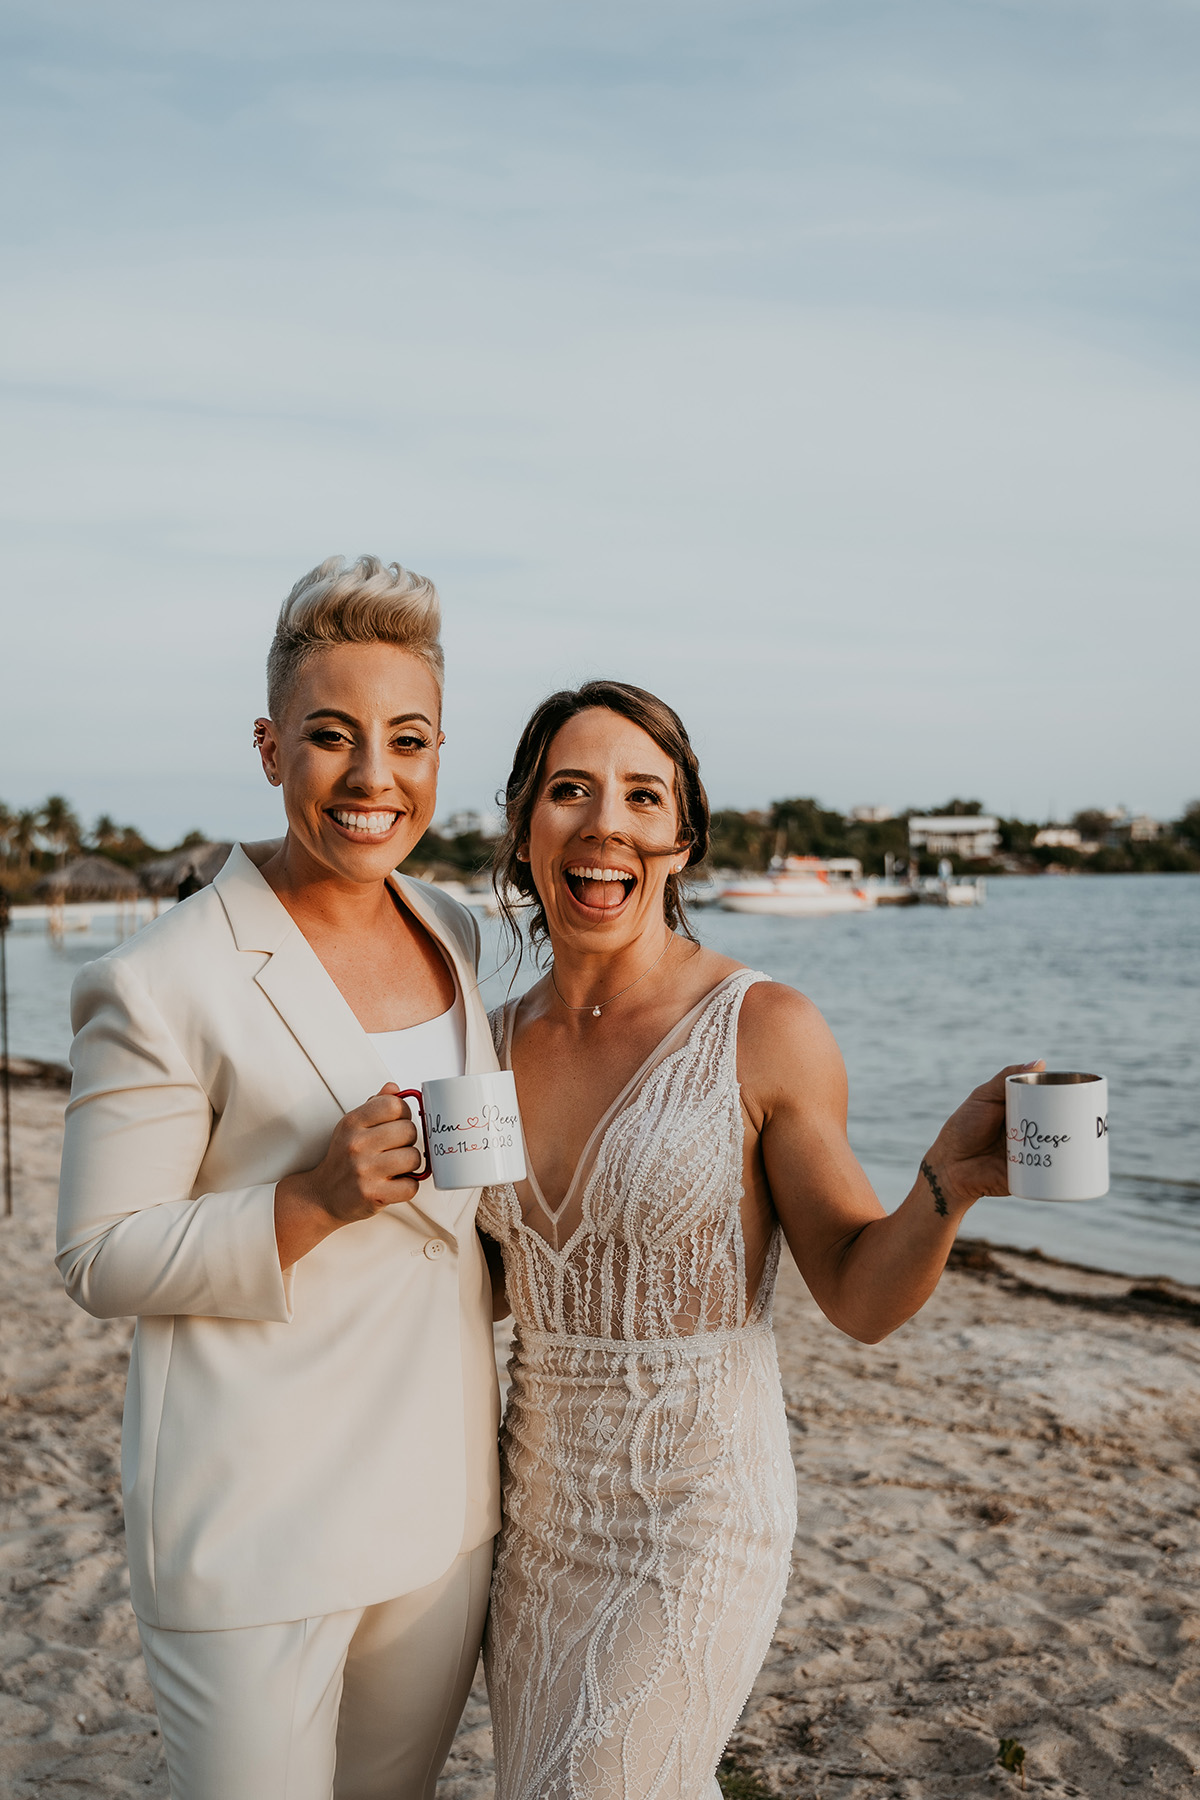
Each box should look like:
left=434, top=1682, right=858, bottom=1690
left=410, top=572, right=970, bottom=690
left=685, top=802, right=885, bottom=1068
left=550, top=935, right=674, bottom=1018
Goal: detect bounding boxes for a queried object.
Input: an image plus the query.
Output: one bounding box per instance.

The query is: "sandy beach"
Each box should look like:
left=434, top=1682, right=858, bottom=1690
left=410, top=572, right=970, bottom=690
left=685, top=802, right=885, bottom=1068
left=2, top=1081, right=1198, bottom=1798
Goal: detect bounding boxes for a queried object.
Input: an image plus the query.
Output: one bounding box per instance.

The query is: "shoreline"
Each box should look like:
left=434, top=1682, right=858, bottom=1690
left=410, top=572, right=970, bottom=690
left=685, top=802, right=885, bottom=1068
left=945, top=1238, right=1200, bottom=1322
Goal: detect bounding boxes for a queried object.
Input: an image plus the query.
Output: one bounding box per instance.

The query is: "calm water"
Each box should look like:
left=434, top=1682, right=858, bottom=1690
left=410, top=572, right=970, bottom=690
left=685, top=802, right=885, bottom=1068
left=6, top=875, right=1198, bottom=1280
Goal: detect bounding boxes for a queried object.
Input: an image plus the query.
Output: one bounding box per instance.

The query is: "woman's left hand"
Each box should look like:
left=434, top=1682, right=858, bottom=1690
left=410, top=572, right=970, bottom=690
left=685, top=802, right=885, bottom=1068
left=922, top=1059, right=1044, bottom=1214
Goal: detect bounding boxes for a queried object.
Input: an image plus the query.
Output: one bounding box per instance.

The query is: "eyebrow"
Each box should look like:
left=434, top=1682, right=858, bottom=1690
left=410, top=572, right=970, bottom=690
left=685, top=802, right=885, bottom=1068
left=303, top=709, right=435, bottom=728
left=547, top=767, right=668, bottom=789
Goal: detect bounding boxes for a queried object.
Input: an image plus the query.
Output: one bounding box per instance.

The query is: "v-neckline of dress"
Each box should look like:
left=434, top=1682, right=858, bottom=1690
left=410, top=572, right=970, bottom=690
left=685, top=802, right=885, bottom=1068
left=502, top=969, right=755, bottom=1250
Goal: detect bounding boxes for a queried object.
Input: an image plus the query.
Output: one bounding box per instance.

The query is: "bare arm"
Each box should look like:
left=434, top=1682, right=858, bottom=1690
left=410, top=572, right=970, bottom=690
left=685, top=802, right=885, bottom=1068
left=740, top=983, right=1037, bottom=1343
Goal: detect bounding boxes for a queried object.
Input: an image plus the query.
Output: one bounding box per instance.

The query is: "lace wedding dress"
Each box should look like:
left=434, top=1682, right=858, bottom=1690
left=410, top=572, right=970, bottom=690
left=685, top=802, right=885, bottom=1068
left=478, top=969, right=797, bottom=1800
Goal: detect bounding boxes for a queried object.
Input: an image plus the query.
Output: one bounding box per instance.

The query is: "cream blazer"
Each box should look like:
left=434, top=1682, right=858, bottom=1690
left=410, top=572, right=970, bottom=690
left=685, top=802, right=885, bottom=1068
left=56, top=845, right=502, bottom=1632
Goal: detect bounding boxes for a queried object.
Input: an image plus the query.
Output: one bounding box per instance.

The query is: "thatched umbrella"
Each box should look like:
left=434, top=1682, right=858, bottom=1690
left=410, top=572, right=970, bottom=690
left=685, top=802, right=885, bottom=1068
left=137, top=842, right=234, bottom=899
left=35, top=857, right=141, bottom=902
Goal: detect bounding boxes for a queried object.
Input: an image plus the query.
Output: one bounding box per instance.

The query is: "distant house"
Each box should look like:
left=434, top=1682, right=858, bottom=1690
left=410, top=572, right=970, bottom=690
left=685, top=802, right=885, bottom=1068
left=1033, top=827, right=1083, bottom=850
left=1128, top=814, right=1161, bottom=842
left=442, top=809, right=502, bottom=840
left=907, top=816, right=1000, bottom=860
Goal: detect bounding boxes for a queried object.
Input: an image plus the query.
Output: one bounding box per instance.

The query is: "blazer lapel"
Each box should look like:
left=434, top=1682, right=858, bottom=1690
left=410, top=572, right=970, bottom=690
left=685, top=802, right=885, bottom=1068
left=253, top=937, right=393, bottom=1114
left=215, top=846, right=392, bottom=1114
left=215, top=848, right=500, bottom=1242
left=390, top=874, right=501, bottom=1080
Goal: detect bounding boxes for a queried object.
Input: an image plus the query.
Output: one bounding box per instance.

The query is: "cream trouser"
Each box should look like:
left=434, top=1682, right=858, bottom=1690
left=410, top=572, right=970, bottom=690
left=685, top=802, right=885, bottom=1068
left=137, top=1541, right=493, bottom=1800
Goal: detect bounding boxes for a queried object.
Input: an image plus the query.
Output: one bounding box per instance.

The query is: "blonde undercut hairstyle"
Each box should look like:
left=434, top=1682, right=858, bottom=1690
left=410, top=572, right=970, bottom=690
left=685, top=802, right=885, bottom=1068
left=266, top=555, right=444, bottom=720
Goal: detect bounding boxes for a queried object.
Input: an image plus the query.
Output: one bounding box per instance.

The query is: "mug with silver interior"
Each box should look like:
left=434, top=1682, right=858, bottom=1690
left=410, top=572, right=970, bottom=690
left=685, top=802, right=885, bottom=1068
left=1005, top=1071, right=1108, bottom=1202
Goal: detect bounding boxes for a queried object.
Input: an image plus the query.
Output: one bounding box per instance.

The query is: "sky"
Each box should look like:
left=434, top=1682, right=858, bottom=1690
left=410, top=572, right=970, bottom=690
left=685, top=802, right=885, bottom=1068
left=1, top=0, right=1198, bottom=845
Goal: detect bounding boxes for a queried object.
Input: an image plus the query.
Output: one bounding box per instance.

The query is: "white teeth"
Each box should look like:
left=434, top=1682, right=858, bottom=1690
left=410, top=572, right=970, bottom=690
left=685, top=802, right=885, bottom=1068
left=567, top=866, right=634, bottom=883
left=331, top=811, right=397, bottom=836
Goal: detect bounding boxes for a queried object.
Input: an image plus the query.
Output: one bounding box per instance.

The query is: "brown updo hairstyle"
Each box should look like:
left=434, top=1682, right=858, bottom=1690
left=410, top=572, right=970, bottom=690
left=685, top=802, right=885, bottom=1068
left=493, top=679, right=711, bottom=959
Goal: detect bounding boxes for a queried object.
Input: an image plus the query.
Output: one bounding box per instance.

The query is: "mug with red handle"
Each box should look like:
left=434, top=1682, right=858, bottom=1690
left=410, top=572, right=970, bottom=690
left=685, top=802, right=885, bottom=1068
left=400, top=1070, right=527, bottom=1191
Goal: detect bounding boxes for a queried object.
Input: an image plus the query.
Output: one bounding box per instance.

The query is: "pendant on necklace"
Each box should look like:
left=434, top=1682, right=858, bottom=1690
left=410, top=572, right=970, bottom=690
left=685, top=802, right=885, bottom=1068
left=592, top=1005, right=602, bottom=1018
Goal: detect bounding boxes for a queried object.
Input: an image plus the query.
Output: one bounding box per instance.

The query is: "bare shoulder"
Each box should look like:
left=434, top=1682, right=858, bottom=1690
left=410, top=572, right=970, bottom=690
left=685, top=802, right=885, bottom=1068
left=684, top=943, right=744, bottom=987
left=737, top=979, right=847, bottom=1111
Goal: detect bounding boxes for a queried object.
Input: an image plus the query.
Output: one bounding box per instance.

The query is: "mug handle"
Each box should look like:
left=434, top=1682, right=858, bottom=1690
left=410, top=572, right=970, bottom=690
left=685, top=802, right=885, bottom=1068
left=397, top=1089, right=433, bottom=1183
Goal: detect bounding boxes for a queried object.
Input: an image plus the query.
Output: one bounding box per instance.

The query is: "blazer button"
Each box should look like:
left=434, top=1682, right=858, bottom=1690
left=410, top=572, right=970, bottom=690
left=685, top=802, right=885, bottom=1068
left=423, top=1239, right=447, bottom=1260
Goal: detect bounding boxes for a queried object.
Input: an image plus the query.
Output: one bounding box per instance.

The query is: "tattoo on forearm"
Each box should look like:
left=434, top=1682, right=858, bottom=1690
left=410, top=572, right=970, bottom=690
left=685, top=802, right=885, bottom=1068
left=921, top=1159, right=949, bottom=1218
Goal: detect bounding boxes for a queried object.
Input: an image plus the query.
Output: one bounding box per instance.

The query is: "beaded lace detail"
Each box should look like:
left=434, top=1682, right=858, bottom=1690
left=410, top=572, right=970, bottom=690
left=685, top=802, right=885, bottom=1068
left=481, top=969, right=781, bottom=1341
left=479, top=970, right=797, bottom=1800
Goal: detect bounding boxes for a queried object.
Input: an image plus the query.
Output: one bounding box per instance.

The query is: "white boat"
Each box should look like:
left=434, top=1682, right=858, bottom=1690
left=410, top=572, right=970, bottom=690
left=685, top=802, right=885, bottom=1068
left=918, top=874, right=986, bottom=907
left=717, top=857, right=878, bottom=917
left=863, top=876, right=920, bottom=907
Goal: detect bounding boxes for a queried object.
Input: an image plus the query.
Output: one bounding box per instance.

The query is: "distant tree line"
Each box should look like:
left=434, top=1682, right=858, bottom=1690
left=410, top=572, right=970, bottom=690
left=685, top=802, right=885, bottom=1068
left=0, top=795, right=209, bottom=900
left=703, top=798, right=1200, bottom=876
left=3, top=792, right=1198, bottom=901
left=406, top=796, right=1200, bottom=880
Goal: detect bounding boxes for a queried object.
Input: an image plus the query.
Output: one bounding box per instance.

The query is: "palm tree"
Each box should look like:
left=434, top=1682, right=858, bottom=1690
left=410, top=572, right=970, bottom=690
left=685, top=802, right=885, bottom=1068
left=40, top=795, right=82, bottom=868
left=91, top=812, right=119, bottom=846
left=11, top=810, right=38, bottom=879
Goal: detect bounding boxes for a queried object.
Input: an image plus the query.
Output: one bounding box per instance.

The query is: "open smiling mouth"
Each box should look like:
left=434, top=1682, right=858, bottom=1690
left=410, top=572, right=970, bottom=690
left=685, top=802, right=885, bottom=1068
left=563, top=864, right=638, bottom=912
left=327, top=808, right=400, bottom=839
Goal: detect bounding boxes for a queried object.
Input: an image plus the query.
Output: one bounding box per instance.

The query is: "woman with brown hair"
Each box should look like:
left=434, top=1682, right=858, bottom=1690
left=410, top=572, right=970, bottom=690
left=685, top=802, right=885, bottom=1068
left=477, top=680, right=1033, bottom=1800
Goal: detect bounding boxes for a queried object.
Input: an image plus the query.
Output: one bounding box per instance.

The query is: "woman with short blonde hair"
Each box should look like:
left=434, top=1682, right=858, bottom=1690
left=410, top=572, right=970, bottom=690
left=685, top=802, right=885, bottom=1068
left=58, top=555, right=501, bottom=1800
left=266, top=554, right=445, bottom=715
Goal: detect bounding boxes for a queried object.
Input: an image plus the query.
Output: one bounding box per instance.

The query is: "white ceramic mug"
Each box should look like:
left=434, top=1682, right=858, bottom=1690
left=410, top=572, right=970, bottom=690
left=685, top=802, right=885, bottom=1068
left=399, top=1070, right=527, bottom=1191
left=1005, top=1071, right=1109, bottom=1202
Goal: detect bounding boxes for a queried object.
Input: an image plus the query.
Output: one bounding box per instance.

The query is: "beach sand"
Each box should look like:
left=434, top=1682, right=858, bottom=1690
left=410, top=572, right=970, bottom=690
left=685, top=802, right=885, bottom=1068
left=2, top=1085, right=1198, bottom=1798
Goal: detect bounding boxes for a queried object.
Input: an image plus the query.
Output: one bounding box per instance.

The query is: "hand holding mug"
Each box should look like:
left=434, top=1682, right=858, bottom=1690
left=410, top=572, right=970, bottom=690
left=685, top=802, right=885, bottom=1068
left=920, top=1060, right=1046, bottom=1214
left=274, top=1086, right=424, bottom=1268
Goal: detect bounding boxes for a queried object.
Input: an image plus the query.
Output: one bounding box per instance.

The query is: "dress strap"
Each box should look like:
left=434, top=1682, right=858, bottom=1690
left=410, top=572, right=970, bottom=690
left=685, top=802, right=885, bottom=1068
left=488, top=999, right=510, bottom=1059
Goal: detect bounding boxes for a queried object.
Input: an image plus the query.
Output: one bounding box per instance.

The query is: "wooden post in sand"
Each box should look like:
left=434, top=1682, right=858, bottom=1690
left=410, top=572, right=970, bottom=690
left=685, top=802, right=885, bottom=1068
left=0, top=888, right=11, bottom=1216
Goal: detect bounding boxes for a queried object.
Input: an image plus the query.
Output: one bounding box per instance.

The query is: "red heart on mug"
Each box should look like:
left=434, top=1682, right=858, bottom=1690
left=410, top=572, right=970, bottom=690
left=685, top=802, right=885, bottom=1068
left=466, top=1116, right=479, bottom=1127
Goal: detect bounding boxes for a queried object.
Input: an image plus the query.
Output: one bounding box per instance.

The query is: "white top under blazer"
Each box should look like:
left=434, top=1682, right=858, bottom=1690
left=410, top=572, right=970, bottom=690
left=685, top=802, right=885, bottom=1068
left=56, top=844, right=501, bottom=1632
left=369, top=990, right=467, bottom=1091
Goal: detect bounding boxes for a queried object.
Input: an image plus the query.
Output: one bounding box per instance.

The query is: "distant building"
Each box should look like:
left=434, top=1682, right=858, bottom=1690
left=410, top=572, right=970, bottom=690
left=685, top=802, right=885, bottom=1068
left=908, top=816, right=1000, bottom=860
left=1033, top=827, right=1083, bottom=850
left=442, top=808, right=503, bottom=840
left=1128, top=814, right=1161, bottom=842
left=850, top=804, right=894, bottom=824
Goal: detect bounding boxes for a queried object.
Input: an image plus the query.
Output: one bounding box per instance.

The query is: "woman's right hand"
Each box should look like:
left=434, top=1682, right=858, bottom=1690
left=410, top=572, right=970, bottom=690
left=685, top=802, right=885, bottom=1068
left=274, top=1085, right=424, bottom=1268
